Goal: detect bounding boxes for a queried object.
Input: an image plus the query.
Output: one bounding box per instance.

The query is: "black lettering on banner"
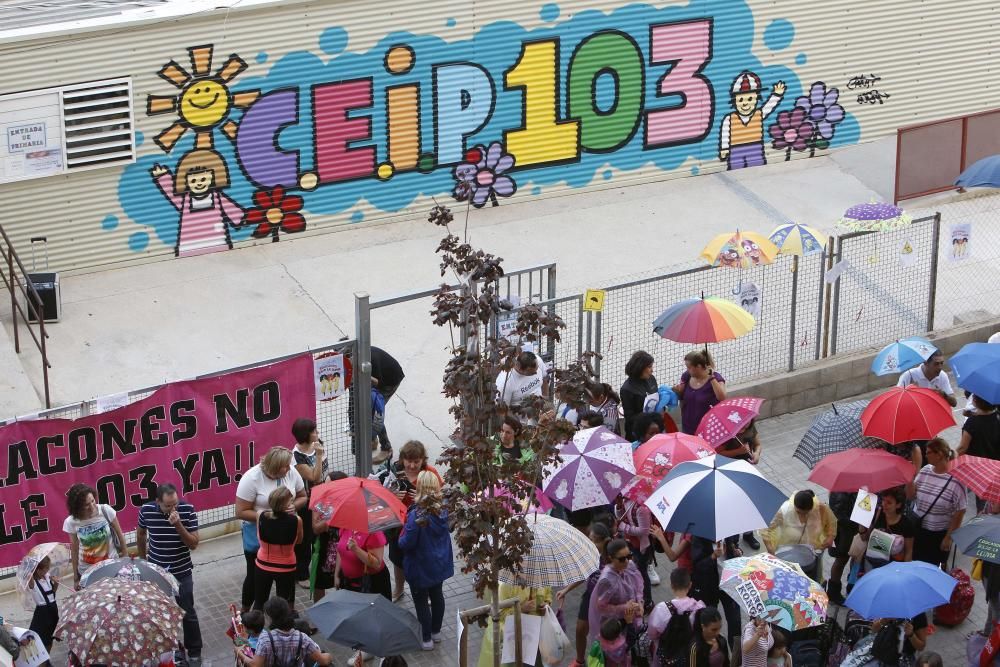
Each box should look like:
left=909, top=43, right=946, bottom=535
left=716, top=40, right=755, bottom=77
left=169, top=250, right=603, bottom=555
left=0, top=505, right=24, bottom=545
left=68, top=427, right=98, bottom=468
left=96, top=473, right=127, bottom=511
left=4, top=440, right=37, bottom=486
left=170, top=399, right=197, bottom=441
left=129, top=465, right=158, bottom=506
left=140, top=405, right=169, bottom=450
left=215, top=389, right=250, bottom=433
left=198, top=448, right=231, bottom=490
left=36, top=435, right=67, bottom=475
left=252, top=381, right=281, bottom=423
left=99, top=420, right=138, bottom=460
left=20, top=494, right=46, bottom=539
left=173, top=454, right=199, bottom=495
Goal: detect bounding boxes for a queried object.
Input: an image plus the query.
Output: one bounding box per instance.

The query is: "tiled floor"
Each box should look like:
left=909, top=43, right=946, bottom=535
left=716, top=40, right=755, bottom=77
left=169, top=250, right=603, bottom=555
left=0, top=391, right=984, bottom=666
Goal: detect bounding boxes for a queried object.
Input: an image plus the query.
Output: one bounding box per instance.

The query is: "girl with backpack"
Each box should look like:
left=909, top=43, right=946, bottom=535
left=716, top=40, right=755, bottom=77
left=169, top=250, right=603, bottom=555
left=236, top=596, right=332, bottom=667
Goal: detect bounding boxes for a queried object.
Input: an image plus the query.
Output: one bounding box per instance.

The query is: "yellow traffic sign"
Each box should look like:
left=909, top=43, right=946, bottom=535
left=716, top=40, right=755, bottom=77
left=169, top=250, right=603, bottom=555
left=583, top=289, right=606, bottom=312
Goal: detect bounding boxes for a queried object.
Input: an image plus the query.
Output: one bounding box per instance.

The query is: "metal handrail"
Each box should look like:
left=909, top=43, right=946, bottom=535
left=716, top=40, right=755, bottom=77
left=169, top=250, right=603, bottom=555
left=0, top=225, right=50, bottom=407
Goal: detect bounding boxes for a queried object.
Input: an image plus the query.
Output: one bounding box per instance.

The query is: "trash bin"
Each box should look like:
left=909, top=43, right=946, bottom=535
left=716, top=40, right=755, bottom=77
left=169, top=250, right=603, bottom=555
left=776, top=544, right=820, bottom=582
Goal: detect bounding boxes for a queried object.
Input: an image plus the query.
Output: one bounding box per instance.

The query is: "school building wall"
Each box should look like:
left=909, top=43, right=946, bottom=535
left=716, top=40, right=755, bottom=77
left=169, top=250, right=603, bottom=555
left=0, top=0, right=995, bottom=273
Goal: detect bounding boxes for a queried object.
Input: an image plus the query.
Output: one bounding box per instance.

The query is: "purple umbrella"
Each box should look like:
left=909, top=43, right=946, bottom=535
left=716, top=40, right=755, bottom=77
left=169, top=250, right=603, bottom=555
left=543, top=426, right=636, bottom=511
left=837, top=201, right=911, bottom=232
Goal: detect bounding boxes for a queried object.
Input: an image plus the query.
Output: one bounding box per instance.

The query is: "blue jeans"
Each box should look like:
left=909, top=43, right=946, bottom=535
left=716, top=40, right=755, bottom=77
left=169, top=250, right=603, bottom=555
left=411, top=582, right=445, bottom=642
left=175, top=572, right=203, bottom=657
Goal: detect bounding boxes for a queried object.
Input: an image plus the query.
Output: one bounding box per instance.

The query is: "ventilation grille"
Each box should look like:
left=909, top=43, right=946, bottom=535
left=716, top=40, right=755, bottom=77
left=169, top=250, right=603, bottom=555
left=61, top=78, right=134, bottom=169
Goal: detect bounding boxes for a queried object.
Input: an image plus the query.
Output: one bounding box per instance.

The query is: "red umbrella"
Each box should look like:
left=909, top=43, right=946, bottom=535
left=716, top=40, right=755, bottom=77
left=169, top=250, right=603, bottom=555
left=695, top=397, right=765, bottom=448
left=309, top=477, right=407, bottom=534
left=860, top=386, right=955, bottom=444
left=808, top=449, right=915, bottom=492
left=951, top=455, right=1000, bottom=504
left=624, top=433, right=714, bottom=502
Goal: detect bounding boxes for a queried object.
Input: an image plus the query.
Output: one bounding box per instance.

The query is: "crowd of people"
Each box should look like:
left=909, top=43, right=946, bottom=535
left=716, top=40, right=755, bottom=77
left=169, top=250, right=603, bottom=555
left=12, top=335, right=998, bottom=667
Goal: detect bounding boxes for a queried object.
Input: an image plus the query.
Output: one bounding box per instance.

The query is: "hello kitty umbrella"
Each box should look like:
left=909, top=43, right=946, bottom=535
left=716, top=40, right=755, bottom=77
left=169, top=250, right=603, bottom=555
left=543, top=426, right=636, bottom=511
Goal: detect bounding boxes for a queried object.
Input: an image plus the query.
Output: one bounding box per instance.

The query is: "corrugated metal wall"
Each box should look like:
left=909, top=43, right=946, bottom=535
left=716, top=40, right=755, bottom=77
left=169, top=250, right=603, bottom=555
left=0, top=0, right=995, bottom=273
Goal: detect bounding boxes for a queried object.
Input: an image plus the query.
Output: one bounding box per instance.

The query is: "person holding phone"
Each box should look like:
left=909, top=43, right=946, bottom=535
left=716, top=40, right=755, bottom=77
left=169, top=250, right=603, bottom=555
left=741, top=617, right=773, bottom=666
left=381, top=441, right=442, bottom=602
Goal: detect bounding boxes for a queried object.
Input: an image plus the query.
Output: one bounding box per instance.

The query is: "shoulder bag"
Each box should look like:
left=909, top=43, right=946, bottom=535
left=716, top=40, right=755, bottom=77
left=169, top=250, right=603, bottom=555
left=906, top=475, right=953, bottom=529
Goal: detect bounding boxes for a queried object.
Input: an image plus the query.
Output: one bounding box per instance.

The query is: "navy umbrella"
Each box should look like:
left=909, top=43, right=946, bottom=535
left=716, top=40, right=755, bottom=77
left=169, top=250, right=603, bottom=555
left=644, top=454, right=787, bottom=541
left=793, top=401, right=884, bottom=469
left=956, top=154, right=1000, bottom=189
left=951, top=515, right=1000, bottom=565
left=305, top=589, right=422, bottom=656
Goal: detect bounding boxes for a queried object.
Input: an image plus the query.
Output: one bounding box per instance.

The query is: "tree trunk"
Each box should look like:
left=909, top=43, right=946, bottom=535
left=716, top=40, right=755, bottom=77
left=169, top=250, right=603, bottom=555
left=491, top=583, right=502, bottom=667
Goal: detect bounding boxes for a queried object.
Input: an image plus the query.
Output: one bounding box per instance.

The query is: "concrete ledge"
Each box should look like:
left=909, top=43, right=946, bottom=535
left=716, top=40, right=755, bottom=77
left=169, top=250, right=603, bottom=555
left=733, top=318, right=1000, bottom=419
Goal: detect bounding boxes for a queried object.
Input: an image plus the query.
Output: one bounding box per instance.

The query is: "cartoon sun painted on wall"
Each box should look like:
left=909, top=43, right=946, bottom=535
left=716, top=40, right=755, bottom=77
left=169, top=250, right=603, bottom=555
left=146, top=44, right=260, bottom=152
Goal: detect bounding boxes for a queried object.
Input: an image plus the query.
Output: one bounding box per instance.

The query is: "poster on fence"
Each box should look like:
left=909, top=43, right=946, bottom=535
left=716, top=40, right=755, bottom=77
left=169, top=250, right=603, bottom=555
left=948, top=222, right=972, bottom=261
left=314, top=352, right=349, bottom=401
left=0, top=355, right=315, bottom=567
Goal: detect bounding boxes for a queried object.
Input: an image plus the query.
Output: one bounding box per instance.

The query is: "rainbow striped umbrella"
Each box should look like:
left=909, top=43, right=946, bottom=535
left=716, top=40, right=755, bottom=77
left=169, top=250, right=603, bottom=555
left=653, top=295, right=755, bottom=343
left=701, top=230, right=778, bottom=269
left=769, top=223, right=826, bottom=257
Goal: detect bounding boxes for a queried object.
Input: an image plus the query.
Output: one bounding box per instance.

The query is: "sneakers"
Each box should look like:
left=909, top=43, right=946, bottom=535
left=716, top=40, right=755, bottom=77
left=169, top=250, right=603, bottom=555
left=297, top=579, right=310, bottom=590
left=421, top=640, right=435, bottom=651
left=648, top=564, right=661, bottom=586
left=432, top=632, right=443, bottom=643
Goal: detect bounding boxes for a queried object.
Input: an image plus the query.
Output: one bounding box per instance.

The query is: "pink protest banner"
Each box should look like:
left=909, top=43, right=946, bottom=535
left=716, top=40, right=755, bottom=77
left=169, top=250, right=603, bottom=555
left=0, top=354, right=315, bottom=568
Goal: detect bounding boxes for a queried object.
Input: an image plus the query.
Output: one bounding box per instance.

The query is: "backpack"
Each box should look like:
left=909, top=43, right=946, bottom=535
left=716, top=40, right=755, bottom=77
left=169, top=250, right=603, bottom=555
left=869, top=621, right=902, bottom=665
left=656, top=603, right=692, bottom=666
left=371, top=388, right=386, bottom=433
left=789, top=639, right=822, bottom=667
left=264, top=630, right=305, bottom=667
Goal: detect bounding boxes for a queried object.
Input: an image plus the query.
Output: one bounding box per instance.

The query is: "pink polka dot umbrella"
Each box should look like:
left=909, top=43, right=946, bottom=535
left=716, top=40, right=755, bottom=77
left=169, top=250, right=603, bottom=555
left=695, top=397, right=765, bottom=449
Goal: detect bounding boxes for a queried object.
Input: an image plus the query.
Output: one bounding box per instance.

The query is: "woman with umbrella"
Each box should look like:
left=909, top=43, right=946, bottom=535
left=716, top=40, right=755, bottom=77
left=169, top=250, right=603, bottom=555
left=957, top=395, right=1000, bottom=513
left=555, top=520, right=612, bottom=667
left=620, top=351, right=658, bottom=441
left=907, top=438, right=966, bottom=568
left=397, top=471, right=453, bottom=651
left=672, top=350, right=726, bottom=435
left=63, top=483, right=128, bottom=590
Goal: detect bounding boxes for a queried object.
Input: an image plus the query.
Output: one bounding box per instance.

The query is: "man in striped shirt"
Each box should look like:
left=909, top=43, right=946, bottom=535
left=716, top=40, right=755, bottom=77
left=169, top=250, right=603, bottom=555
left=137, top=483, right=202, bottom=665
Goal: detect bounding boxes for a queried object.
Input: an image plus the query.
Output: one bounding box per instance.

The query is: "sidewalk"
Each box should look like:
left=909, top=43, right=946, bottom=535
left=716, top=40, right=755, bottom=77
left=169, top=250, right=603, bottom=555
left=0, top=389, right=982, bottom=666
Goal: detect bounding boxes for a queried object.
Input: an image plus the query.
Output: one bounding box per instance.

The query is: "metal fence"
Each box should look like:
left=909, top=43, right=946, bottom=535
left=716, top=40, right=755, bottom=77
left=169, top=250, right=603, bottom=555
left=830, top=215, right=940, bottom=356
left=0, top=338, right=366, bottom=578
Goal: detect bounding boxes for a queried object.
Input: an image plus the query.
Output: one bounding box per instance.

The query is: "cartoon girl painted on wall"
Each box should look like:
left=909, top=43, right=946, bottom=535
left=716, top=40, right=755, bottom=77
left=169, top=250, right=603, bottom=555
left=150, top=149, right=245, bottom=257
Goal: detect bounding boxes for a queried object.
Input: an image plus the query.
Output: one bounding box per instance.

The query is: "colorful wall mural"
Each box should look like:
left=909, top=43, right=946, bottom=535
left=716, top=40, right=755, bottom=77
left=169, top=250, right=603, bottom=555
left=112, top=1, right=861, bottom=256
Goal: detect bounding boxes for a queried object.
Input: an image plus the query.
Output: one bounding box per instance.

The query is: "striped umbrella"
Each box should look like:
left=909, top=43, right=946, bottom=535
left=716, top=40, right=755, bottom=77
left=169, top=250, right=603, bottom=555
left=792, top=401, right=883, bottom=469
left=871, top=337, right=936, bottom=376
left=701, top=230, right=779, bottom=268
left=951, top=455, right=1000, bottom=504
left=543, top=426, right=636, bottom=511
left=498, top=513, right=600, bottom=588
left=653, top=295, right=755, bottom=344
left=644, top=455, right=787, bottom=541
left=768, top=223, right=826, bottom=257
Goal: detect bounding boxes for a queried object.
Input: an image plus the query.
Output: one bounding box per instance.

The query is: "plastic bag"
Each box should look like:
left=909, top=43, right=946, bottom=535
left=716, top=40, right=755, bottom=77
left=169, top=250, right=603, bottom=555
left=586, top=640, right=605, bottom=667
left=538, top=606, right=572, bottom=665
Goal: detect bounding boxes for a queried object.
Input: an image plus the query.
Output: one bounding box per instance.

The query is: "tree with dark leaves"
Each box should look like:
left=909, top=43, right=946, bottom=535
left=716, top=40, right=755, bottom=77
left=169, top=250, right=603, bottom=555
left=427, top=202, right=596, bottom=666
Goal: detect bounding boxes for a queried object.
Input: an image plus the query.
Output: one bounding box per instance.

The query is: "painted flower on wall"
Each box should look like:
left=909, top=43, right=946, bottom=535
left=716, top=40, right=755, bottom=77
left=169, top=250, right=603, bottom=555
left=246, top=186, right=306, bottom=242
left=769, top=108, right=815, bottom=160
left=795, top=82, right=845, bottom=155
left=453, top=142, right=517, bottom=208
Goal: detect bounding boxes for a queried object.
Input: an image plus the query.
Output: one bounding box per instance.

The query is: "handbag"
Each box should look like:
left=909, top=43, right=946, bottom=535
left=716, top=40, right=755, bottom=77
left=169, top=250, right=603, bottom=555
left=100, top=504, right=123, bottom=554
left=973, top=558, right=984, bottom=581
left=847, top=533, right=867, bottom=559
left=865, top=528, right=902, bottom=562
left=906, top=476, right=952, bottom=529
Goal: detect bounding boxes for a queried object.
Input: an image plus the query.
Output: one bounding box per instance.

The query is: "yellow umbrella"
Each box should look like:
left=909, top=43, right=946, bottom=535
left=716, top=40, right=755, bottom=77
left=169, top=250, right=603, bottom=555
left=768, top=223, right=826, bottom=257
left=700, top=230, right=779, bottom=269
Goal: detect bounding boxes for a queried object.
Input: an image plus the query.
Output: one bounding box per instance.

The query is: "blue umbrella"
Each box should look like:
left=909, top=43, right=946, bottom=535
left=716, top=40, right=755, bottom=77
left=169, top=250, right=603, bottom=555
left=644, top=454, right=787, bottom=541
left=956, top=155, right=1000, bottom=189
left=950, top=342, right=1000, bottom=404
left=844, top=561, right=957, bottom=619
left=870, top=337, right=936, bottom=376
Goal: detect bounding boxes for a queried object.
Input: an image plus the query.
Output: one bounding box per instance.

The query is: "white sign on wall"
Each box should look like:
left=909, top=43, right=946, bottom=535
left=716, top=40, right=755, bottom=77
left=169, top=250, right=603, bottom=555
left=0, top=89, right=64, bottom=184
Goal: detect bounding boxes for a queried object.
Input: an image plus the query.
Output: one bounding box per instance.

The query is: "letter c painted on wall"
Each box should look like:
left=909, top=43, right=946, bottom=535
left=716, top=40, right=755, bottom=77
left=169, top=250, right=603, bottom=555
left=235, top=89, right=301, bottom=188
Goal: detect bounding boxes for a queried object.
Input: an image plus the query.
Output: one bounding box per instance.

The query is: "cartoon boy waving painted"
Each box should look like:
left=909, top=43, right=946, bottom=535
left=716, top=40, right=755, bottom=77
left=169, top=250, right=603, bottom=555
left=719, top=71, right=785, bottom=170
left=150, top=148, right=246, bottom=257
